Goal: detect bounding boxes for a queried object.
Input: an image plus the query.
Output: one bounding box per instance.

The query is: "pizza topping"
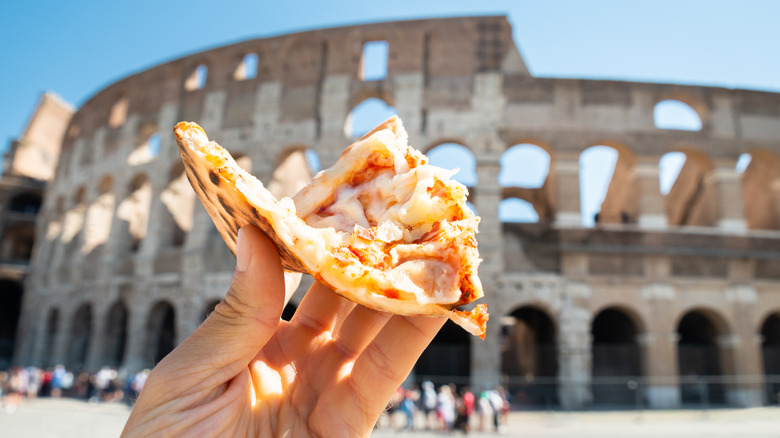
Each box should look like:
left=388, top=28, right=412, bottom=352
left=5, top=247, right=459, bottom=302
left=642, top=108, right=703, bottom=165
left=174, top=116, right=488, bottom=338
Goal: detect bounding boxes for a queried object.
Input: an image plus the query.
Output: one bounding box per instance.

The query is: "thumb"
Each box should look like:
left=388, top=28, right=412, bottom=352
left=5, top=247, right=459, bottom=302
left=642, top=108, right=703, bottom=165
left=172, top=226, right=286, bottom=372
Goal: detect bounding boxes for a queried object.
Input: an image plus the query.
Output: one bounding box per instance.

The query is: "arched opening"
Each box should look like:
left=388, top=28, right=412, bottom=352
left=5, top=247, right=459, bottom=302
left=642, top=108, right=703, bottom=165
left=500, top=144, right=550, bottom=189
left=740, top=150, right=780, bottom=230
left=499, top=198, right=539, bottom=223
left=108, top=93, right=128, bottom=128
left=579, top=146, right=619, bottom=227
left=9, top=192, right=41, bottom=214
left=104, top=301, right=128, bottom=368
left=360, top=40, right=389, bottom=81
left=591, top=308, right=642, bottom=405
left=147, top=301, right=176, bottom=366
left=662, top=150, right=714, bottom=227
left=128, top=124, right=160, bottom=166
left=68, top=303, right=92, bottom=370
left=415, top=320, right=471, bottom=385
left=0, top=280, right=23, bottom=368
left=760, top=313, right=780, bottom=404
left=185, top=64, right=208, bottom=91
left=160, top=163, right=194, bottom=247
left=345, top=98, right=398, bottom=139
left=43, top=308, right=59, bottom=367
left=654, top=100, right=702, bottom=131
left=659, top=151, right=687, bottom=196
left=83, top=176, right=115, bottom=255
left=234, top=53, right=258, bottom=80
left=116, top=174, right=152, bottom=253
left=427, top=143, right=478, bottom=189
left=677, top=310, right=729, bottom=405
left=62, top=187, right=86, bottom=257
left=0, top=224, right=35, bottom=261
left=267, top=147, right=320, bottom=199
left=501, top=306, right=558, bottom=407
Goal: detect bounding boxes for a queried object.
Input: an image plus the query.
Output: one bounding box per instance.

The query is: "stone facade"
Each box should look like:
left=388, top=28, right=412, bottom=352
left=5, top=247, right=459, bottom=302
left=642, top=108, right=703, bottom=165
left=13, top=16, right=780, bottom=409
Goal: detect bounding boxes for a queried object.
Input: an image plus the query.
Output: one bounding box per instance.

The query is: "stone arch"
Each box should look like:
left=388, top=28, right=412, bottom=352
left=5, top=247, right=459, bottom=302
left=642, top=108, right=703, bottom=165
left=116, top=173, right=152, bottom=253
left=501, top=305, right=558, bottom=406
left=42, top=307, right=59, bottom=367
left=159, top=162, right=195, bottom=248
left=0, top=279, right=23, bottom=368
left=62, top=186, right=87, bottom=257
left=103, top=300, right=128, bottom=368
left=740, top=149, right=780, bottom=230
left=184, top=62, right=208, bottom=91
left=590, top=306, right=644, bottom=404
left=267, top=145, right=319, bottom=199
left=146, top=300, right=176, bottom=367
left=415, top=319, right=471, bottom=384
left=68, top=302, right=93, bottom=370
left=500, top=142, right=552, bottom=221
left=499, top=198, right=539, bottom=223
left=759, top=312, right=780, bottom=404
left=0, top=223, right=35, bottom=261
left=108, top=92, right=128, bottom=128
left=759, top=310, right=780, bottom=404
left=9, top=192, right=41, bottom=214
left=675, top=307, right=734, bottom=405
left=83, top=175, right=115, bottom=255
left=234, top=52, right=259, bottom=81
left=579, top=142, right=638, bottom=227
left=663, top=147, right=716, bottom=227
left=345, top=97, right=398, bottom=139
left=128, top=122, right=160, bottom=166
left=653, top=95, right=707, bottom=131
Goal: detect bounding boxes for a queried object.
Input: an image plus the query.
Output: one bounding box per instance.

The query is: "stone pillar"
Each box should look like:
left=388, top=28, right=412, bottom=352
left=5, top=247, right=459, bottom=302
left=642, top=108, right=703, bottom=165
left=471, top=316, right=502, bottom=392
left=709, top=159, right=746, bottom=232
left=86, top=301, right=109, bottom=370
left=393, top=73, right=424, bottom=138
left=553, top=152, right=581, bottom=227
left=722, top=285, right=763, bottom=407
left=557, top=296, right=592, bottom=409
left=635, top=156, right=668, bottom=229
left=121, top=303, right=149, bottom=373
left=640, top=283, right=680, bottom=408
left=471, top=145, right=504, bottom=392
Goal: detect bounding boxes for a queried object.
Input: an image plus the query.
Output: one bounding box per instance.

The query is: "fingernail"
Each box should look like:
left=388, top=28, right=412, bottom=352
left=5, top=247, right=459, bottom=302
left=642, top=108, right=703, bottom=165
left=236, top=228, right=252, bottom=272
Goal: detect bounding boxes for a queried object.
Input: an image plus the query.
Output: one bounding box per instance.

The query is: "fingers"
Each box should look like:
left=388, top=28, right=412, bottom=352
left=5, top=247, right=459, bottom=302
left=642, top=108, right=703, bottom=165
left=291, top=281, right=355, bottom=336
left=165, top=226, right=286, bottom=380
left=310, top=314, right=446, bottom=433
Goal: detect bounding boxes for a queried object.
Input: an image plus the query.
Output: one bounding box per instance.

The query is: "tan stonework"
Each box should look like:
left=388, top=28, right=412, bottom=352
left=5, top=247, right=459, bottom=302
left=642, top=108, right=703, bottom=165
left=11, top=16, right=780, bottom=409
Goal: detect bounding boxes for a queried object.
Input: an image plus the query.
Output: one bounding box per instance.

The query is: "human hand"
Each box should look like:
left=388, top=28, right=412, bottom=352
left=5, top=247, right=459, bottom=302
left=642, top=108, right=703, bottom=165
left=121, top=226, right=445, bottom=437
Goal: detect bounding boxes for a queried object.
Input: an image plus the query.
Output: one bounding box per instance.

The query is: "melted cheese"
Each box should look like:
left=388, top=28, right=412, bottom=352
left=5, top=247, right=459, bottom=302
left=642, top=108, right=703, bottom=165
left=299, top=162, right=467, bottom=305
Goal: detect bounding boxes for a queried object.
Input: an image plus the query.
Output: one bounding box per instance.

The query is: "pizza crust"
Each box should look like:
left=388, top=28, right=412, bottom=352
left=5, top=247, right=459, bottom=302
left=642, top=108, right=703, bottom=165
left=174, top=117, right=488, bottom=338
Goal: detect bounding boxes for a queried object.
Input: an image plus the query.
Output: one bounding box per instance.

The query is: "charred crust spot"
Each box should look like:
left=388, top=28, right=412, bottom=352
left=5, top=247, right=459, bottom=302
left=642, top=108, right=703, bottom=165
left=217, top=195, right=235, bottom=216
left=208, top=170, right=220, bottom=186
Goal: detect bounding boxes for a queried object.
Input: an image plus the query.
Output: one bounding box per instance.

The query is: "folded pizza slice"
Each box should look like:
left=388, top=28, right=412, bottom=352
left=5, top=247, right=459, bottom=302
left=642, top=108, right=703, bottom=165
left=174, top=116, right=488, bottom=338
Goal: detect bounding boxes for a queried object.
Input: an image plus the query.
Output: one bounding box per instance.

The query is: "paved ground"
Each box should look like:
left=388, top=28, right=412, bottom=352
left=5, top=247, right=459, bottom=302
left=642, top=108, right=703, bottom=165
left=1, top=398, right=779, bottom=437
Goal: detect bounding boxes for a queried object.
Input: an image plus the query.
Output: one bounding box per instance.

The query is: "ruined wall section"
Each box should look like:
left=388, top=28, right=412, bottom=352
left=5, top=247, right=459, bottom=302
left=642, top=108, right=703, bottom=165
left=17, top=16, right=780, bottom=409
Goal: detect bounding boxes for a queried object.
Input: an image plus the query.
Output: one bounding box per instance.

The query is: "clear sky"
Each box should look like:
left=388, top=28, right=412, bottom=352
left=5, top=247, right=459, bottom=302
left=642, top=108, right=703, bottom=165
left=2, top=0, right=779, bottom=223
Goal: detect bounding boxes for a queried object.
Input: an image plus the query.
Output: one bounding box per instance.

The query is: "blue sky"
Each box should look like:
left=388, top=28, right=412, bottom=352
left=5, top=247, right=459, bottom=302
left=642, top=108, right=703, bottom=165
left=2, top=0, right=779, bottom=223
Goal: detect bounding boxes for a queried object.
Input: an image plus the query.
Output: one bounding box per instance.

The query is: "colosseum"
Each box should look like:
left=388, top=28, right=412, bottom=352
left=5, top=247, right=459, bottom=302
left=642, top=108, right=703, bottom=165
left=10, top=15, right=780, bottom=409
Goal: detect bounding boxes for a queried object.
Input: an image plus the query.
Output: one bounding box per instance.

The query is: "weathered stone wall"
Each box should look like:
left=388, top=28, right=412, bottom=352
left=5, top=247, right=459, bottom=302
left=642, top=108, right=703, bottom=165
left=15, top=15, right=780, bottom=409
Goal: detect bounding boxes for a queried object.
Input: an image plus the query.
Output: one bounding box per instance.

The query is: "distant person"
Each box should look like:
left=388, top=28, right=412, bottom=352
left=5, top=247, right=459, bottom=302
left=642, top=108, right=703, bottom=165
left=122, top=226, right=445, bottom=437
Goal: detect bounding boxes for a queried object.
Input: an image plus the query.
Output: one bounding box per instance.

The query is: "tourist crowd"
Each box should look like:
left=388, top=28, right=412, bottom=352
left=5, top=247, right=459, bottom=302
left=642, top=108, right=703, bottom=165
left=378, top=381, right=511, bottom=434
left=0, top=365, right=150, bottom=412
left=1, top=367, right=511, bottom=433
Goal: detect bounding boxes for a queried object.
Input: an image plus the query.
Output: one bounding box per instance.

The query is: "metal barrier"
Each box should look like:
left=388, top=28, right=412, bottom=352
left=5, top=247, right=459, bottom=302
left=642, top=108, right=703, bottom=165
left=411, top=374, right=780, bottom=410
